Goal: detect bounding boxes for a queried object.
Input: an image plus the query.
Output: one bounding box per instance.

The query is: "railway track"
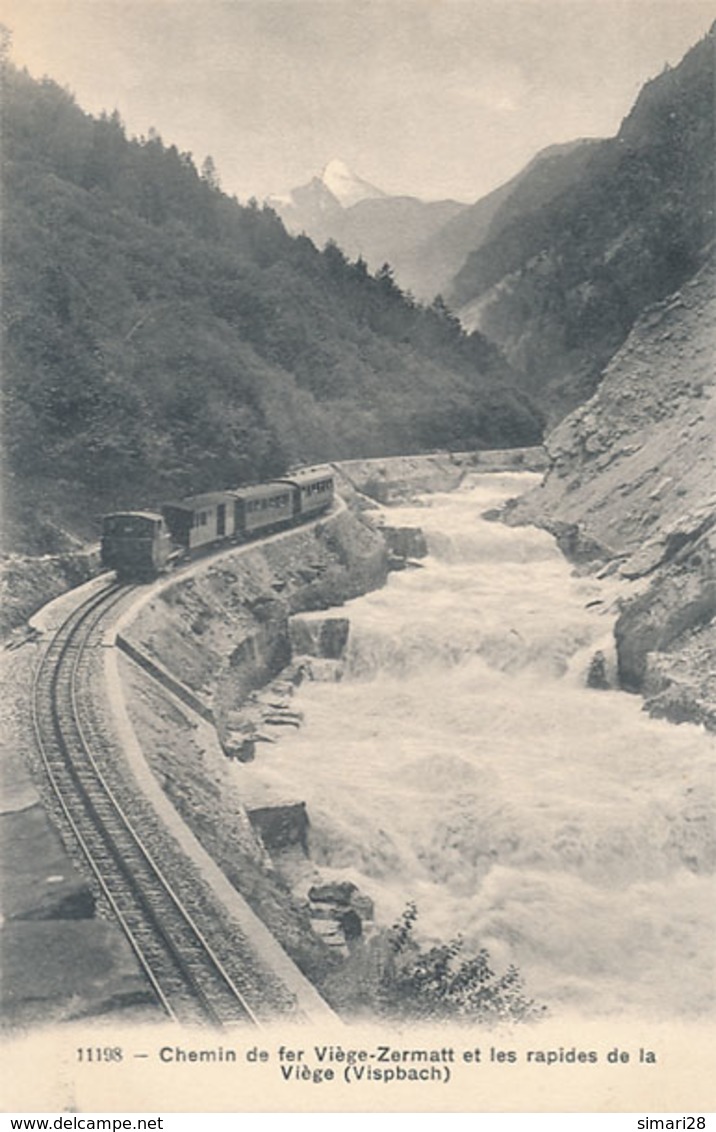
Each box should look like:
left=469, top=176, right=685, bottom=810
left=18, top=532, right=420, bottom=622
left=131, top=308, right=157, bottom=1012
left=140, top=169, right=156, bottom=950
left=31, top=582, right=262, bottom=1028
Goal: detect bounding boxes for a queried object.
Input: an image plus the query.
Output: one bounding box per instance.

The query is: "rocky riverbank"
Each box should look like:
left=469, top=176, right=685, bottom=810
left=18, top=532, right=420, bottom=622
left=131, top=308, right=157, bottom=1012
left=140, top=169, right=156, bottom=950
left=504, top=256, right=715, bottom=730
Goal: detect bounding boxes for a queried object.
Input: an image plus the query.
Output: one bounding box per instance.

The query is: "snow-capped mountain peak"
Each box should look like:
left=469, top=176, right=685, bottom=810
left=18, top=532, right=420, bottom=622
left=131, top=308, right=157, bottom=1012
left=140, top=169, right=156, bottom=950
left=320, top=159, right=386, bottom=208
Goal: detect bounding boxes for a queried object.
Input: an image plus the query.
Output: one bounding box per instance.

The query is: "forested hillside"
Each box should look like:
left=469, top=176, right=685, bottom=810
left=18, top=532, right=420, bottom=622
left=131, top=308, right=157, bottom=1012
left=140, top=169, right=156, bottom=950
left=449, top=26, right=715, bottom=420
left=1, top=66, right=541, bottom=552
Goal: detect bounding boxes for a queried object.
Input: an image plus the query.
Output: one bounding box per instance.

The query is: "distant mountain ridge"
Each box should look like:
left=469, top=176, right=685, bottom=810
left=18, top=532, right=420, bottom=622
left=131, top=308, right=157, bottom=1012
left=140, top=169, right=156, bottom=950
left=267, top=142, right=615, bottom=304
left=268, top=158, right=386, bottom=211
left=267, top=159, right=466, bottom=293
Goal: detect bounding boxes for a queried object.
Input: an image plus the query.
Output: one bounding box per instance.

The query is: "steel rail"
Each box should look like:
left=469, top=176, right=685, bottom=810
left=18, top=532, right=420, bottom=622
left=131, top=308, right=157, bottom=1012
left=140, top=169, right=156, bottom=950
left=31, top=583, right=262, bottom=1027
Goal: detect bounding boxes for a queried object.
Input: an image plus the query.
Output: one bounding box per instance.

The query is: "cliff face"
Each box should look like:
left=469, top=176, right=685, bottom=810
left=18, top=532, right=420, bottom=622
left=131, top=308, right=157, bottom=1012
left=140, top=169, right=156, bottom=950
left=508, top=256, right=716, bottom=728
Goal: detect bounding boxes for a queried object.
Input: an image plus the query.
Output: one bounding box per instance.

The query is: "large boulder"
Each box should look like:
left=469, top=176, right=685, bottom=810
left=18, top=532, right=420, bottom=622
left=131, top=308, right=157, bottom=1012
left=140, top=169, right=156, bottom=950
left=615, top=526, right=716, bottom=694
left=247, top=802, right=310, bottom=855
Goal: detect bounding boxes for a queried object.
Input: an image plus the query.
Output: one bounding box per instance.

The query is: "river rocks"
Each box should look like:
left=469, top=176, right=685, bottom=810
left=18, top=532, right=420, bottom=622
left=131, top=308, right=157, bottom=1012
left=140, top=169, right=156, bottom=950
left=221, top=733, right=256, bottom=762
left=306, top=881, right=375, bottom=950
left=586, top=650, right=610, bottom=690
left=317, top=617, right=349, bottom=658
left=221, top=675, right=307, bottom=757
left=642, top=630, right=716, bottom=731
left=294, top=657, right=344, bottom=683
left=620, top=506, right=716, bottom=580
left=308, top=881, right=374, bottom=921
left=380, top=526, right=429, bottom=559
left=290, top=616, right=350, bottom=659
left=546, top=521, right=613, bottom=567
left=247, top=802, right=310, bottom=855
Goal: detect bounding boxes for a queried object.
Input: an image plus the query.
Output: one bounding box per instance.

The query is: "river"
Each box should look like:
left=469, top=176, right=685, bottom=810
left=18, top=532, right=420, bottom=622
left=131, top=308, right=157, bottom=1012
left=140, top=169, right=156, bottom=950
left=246, top=473, right=715, bottom=1020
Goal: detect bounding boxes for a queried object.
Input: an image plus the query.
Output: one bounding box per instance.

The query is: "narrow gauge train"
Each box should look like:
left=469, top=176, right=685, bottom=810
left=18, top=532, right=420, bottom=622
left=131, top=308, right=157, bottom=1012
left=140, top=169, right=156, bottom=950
left=101, top=465, right=335, bottom=581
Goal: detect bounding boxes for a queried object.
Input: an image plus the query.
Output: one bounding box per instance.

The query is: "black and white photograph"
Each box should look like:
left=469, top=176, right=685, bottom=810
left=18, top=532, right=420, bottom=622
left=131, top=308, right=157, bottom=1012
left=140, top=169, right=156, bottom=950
left=1, top=0, right=714, bottom=1118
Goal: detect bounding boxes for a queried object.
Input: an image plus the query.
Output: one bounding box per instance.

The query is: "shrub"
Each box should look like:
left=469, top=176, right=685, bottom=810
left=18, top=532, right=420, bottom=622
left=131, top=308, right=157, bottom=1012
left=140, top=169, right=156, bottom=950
left=374, top=903, right=544, bottom=1023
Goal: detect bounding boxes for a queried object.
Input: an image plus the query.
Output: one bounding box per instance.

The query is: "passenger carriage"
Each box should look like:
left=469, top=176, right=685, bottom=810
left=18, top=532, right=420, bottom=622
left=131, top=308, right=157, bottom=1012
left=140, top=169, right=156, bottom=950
left=276, top=466, right=335, bottom=519
left=231, top=482, right=294, bottom=535
left=161, top=490, right=237, bottom=553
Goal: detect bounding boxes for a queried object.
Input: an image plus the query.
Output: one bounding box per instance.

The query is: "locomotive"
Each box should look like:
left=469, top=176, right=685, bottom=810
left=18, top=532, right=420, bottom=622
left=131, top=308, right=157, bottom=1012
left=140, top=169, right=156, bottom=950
left=101, top=465, right=335, bottom=581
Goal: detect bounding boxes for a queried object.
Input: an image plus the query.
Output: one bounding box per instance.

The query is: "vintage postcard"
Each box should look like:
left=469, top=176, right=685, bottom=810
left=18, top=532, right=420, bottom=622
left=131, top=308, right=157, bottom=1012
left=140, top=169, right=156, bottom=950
left=1, top=0, right=714, bottom=1118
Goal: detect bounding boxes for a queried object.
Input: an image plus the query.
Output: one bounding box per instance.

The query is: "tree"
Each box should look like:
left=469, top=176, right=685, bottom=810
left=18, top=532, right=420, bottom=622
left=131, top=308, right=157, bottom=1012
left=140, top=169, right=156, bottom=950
left=431, top=293, right=462, bottom=331
left=0, top=22, right=12, bottom=63
left=201, top=155, right=220, bottom=190
left=375, top=261, right=399, bottom=297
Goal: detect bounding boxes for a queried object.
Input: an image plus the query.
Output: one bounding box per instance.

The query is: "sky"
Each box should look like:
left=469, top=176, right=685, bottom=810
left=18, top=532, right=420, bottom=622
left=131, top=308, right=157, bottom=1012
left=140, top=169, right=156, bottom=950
left=3, top=1, right=713, bottom=204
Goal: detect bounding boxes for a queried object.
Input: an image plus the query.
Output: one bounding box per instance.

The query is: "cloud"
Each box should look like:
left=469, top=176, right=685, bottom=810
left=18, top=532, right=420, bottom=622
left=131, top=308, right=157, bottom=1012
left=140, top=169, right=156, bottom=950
left=449, top=68, right=529, bottom=114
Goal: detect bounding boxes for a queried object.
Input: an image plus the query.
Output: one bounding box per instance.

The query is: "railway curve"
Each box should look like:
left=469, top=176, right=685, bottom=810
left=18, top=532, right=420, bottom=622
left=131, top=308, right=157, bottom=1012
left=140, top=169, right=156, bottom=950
left=31, top=581, right=271, bottom=1028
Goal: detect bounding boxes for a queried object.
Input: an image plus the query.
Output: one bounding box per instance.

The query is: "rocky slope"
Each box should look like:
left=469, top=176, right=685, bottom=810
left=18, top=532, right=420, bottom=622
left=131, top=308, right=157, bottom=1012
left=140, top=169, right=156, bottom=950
left=506, top=254, right=715, bottom=729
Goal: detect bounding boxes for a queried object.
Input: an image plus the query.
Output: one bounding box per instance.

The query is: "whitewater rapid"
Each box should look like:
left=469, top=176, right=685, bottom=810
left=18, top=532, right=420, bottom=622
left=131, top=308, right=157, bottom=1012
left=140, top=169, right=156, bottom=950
left=246, top=473, right=715, bottom=1020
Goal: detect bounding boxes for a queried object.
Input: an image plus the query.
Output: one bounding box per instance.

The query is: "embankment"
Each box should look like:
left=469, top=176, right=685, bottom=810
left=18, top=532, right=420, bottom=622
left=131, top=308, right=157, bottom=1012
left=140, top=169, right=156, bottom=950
left=335, top=446, right=546, bottom=504
left=115, top=504, right=389, bottom=994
